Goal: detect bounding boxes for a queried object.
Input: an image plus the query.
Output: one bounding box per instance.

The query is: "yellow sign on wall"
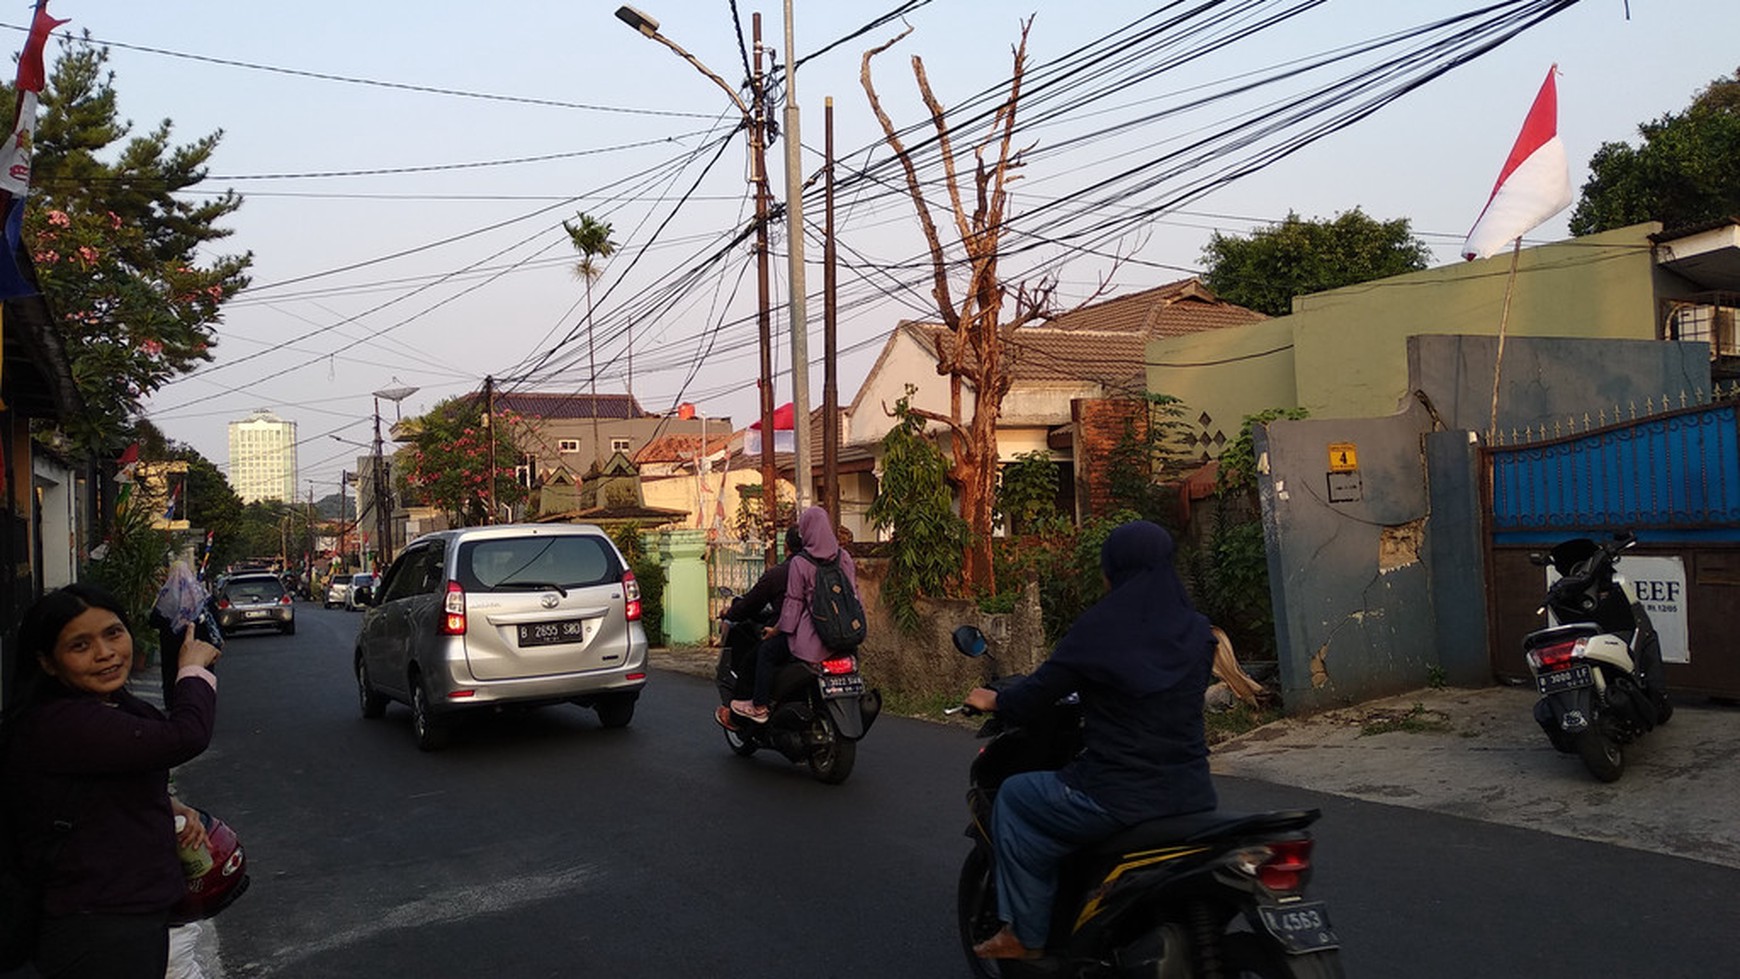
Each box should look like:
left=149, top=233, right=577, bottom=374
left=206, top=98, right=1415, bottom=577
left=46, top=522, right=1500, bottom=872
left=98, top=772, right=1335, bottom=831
left=1327, top=442, right=1359, bottom=472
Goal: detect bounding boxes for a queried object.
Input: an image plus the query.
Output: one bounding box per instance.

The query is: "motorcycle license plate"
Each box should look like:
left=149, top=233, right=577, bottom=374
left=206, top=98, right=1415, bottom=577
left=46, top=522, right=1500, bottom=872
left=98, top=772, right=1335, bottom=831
left=819, top=673, right=865, bottom=699
left=1537, top=663, right=1593, bottom=696
left=1256, top=901, right=1338, bottom=954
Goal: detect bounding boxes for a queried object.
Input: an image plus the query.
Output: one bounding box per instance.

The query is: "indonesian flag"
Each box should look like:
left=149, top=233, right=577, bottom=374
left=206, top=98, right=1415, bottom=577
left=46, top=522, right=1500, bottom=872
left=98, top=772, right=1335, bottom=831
left=744, top=402, right=797, bottom=456
left=1461, top=66, right=1572, bottom=261
left=0, top=1, right=68, bottom=298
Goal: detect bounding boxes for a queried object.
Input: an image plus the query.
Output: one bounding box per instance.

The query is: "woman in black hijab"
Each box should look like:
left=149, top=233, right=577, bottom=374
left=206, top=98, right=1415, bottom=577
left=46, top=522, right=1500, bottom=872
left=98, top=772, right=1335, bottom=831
left=963, top=520, right=1217, bottom=960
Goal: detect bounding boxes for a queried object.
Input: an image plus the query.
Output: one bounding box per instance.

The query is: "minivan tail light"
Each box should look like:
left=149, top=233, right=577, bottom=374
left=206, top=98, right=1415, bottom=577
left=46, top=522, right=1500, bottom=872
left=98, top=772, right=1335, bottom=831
left=280, top=594, right=293, bottom=606
left=440, top=581, right=466, bottom=635
left=622, top=570, right=642, bottom=622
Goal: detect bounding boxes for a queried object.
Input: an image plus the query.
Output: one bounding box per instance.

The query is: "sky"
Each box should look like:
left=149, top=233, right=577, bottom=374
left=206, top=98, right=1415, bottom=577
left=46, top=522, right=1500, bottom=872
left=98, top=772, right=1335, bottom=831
left=15, top=0, right=1739, bottom=499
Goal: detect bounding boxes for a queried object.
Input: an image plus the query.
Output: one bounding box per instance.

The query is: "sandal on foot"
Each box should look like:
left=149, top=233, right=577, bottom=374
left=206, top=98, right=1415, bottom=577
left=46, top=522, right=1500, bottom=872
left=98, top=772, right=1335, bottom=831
left=972, top=928, right=1042, bottom=960
left=714, top=706, right=739, bottom=731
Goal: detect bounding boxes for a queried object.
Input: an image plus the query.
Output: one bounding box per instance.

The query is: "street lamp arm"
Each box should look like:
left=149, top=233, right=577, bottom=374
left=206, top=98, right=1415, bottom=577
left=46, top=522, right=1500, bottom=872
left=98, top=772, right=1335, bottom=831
left=616, top=6, right=749, bottom=119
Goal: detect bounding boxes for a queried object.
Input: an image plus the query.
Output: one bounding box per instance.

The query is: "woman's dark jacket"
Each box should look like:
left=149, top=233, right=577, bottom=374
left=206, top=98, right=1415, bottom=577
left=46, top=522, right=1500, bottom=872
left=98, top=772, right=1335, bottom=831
left=3, top=675, right=216, bottom=917
left=995, top=520, right=1217, bottom=825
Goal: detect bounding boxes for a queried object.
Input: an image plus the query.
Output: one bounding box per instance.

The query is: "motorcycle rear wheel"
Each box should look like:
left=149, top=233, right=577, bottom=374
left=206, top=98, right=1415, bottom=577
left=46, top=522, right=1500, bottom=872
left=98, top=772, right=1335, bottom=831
left=806, top=711, right=857, bottom=784
left=723, top=724, right=758, bottom=757
left=1576, top=726, right=1624, bottom=782
left=1221, top=932, right=1345, bottom=978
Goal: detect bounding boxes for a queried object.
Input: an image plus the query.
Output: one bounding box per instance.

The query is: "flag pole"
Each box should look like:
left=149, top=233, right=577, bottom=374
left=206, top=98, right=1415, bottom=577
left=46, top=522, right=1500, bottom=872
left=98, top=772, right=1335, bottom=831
left=1486, top=237, right=1524, bottom=440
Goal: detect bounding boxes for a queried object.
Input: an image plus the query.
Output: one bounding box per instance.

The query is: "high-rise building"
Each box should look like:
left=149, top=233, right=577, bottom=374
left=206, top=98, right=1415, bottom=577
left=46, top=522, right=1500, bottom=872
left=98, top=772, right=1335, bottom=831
left=228, top=409, right=298, bottom=503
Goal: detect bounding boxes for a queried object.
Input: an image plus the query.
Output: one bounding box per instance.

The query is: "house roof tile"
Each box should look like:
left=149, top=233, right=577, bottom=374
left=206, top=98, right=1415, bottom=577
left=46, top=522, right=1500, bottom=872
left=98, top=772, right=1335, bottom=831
left=486, top=391, right=649, bottom=420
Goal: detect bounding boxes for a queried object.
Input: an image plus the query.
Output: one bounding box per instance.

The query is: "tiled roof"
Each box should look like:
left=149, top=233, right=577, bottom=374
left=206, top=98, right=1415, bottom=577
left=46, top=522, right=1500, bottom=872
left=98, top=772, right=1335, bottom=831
left=907, top=325, right=1151, bottom=393
left=1039, top=278, right=1267, bottom=337
left=899, top=279, right=1263, bottom=395
left=485, top=391, right=649, bottom=420
left=634, top=433, right=734, bottom=465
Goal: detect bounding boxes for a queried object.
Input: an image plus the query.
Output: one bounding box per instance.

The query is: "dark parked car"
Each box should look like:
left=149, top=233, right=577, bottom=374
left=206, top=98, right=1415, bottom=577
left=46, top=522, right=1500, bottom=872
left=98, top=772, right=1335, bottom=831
left=352, top=524, right=648, bottom=750
left=213, top=572, right=296, bottom=635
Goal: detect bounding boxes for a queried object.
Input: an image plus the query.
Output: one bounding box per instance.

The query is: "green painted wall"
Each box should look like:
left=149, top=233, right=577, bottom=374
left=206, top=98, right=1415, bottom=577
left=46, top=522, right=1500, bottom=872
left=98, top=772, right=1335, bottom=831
left=1146, top=315, right=1298, bottom=448
left=1148, top=222, right=1665, bottom=433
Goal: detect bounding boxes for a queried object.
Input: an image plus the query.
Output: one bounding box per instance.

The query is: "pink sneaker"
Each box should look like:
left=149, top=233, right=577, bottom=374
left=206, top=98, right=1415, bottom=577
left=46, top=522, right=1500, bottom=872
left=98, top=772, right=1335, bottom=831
left=729, top=700, right=770, bottom=723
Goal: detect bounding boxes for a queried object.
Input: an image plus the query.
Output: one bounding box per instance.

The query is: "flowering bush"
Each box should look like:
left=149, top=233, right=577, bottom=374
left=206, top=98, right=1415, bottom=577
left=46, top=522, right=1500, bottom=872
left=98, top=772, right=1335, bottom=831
left=398, top=397, right=530, bottom=525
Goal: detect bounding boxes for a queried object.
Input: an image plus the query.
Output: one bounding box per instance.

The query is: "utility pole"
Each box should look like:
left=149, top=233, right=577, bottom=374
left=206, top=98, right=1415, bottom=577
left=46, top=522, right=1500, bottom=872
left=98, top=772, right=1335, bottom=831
left=484, top=375, right=498, bottom=525
left=822, top=95, right=840, bottom=526
left=783, top=0, right=812, bottom=510
left=753, top=14, right=778, bottom=565
left=372, top=396, right=387, bottom=572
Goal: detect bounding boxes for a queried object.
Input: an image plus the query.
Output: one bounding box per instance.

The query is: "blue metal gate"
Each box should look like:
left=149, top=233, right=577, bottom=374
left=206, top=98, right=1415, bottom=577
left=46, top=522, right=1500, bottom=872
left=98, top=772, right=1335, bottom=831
left=1488, top=401, right=1740, bottom=544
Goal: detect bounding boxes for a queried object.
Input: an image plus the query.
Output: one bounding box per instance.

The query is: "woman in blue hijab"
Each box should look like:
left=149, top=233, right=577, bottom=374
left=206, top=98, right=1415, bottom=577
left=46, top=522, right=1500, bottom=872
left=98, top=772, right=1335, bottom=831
left=963, top=520, right=1217, bottom=960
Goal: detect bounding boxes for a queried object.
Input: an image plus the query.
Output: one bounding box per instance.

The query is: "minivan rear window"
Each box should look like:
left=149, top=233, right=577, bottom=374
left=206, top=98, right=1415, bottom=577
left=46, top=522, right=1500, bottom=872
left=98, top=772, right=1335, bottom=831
left=226, top=577, right=285, bottom=602
left=456, top=535, right=620, bottom=592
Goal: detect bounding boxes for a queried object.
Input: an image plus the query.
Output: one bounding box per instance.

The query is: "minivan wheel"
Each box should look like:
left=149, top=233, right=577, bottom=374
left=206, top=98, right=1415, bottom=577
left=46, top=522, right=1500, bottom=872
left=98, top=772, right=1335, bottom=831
left=594, top=694, right=636, bottom=730
left=411, top=680, right=449, bottom=751
left=357, top=658, right=387, bottom=719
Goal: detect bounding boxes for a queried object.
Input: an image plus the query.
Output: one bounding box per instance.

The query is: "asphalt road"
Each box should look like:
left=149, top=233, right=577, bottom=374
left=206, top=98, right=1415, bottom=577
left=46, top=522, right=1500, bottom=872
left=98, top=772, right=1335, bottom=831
left=175, top=606, right=1740, bottom=977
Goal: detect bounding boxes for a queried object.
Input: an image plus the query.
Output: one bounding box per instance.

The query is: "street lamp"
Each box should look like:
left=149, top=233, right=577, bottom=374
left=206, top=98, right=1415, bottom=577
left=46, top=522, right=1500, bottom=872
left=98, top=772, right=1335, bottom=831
left=372, top=383, right=419, bottom=568
left=616, top=4, right=781, bottom=564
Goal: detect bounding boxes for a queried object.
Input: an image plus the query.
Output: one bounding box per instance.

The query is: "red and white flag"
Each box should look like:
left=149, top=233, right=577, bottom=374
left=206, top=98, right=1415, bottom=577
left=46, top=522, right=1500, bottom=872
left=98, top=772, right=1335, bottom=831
left=1461, top=66, right=1572, bottom=261
left=744, top=402, right=797, bottom=456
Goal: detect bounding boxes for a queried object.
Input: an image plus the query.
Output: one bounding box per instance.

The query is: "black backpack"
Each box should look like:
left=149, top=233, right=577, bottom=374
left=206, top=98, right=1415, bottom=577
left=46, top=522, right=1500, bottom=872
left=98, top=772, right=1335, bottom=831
left=799, top=551, right=867, bottom=653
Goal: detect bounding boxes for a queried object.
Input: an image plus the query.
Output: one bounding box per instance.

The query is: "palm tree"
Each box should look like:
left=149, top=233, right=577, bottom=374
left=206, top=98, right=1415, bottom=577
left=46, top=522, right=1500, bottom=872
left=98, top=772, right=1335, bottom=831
left=564, top=213, right=617, bottom=472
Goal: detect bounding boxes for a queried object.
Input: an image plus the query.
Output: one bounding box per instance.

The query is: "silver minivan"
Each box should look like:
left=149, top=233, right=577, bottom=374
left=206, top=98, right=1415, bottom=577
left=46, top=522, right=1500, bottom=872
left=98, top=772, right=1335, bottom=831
left=352, top=524, right=649, bottom=750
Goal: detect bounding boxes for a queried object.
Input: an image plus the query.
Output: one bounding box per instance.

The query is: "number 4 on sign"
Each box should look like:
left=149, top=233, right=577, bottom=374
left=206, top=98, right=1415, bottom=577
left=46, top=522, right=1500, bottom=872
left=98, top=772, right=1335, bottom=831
left=1327, top=442, right=1358, bottom=473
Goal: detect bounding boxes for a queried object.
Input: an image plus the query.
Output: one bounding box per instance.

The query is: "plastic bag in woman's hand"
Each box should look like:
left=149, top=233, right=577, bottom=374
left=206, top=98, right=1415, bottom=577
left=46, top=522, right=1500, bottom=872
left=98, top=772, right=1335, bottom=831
left=155, top=561, right=210, bottom=634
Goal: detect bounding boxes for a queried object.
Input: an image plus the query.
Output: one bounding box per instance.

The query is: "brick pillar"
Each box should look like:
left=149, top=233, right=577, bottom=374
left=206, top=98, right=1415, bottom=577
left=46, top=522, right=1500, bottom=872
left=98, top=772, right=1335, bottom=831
left=1071, top=399, right=1150, bottom=519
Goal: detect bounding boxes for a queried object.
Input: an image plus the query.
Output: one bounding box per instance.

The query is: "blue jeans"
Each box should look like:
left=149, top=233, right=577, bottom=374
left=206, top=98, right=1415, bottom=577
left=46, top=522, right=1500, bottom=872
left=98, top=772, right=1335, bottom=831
left=991, top=771, right=1124, bottom=949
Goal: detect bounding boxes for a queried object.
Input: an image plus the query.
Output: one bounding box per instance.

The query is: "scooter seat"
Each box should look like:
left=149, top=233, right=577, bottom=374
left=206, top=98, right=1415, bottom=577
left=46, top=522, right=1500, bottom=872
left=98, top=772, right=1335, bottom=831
left=1088, top=808, right=1321, bottom=856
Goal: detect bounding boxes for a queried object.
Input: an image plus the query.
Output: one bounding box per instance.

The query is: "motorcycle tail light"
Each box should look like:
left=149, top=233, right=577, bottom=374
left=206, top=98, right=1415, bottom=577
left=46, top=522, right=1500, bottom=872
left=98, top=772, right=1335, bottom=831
left=1255, top=839, right=1313, bottom=892
left=439, top=581, right=466, bottom=635
left=1527, top=639, right=1581, bottom=672
left=622, top=570, right=642, bottom=622
left=820, top=655, right=857, bottom=675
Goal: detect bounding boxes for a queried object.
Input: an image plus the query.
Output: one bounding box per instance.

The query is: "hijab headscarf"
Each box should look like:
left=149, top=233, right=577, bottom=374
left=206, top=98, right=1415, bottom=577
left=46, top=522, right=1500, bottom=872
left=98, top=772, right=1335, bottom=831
left=1047, top=520, right=1211, bottom=697
left=797, top=505, right=840, bottom=561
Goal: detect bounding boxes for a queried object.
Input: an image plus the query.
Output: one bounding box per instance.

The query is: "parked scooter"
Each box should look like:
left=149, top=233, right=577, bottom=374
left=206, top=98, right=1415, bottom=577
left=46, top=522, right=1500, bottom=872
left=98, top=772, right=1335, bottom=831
left=714, top=594, right=880, bottom=784
left=1524, top=532, right=1673, bottom=782
left=947, top=625, right=1343, bottom=978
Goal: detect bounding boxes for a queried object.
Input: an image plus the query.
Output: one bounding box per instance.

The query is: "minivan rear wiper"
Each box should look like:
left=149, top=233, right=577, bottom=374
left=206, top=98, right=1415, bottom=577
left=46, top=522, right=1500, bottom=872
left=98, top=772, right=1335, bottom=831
left=497, top=580, right=568, bottom=597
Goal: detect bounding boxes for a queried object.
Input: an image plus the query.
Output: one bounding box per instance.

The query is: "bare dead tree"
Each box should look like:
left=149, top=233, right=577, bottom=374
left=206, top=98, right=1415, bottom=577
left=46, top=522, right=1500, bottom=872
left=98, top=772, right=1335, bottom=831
left=863, top=18, right=1093, bottom=592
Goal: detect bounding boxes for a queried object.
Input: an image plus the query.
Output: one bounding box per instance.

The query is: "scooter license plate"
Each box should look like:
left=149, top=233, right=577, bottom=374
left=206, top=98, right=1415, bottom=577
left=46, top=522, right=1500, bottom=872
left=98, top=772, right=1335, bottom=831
left=1256, top=900, right=1338, bottom=954
left=1537, top=663, right=1593, bottom=696
left=819, top=674, right=865, bottom=699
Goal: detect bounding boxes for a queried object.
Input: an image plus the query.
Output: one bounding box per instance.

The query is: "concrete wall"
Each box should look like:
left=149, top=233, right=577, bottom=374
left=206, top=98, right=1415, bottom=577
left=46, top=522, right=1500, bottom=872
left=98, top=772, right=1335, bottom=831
left=1257, top=333, right=1715, bottom=712
left=1256, top=403, right=1438, bottom=713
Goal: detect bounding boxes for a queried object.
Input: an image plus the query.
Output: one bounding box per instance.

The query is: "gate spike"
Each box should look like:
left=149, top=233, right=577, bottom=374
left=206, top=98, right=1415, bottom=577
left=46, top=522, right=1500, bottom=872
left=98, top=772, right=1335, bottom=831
left=1695, top=388, right=1706, bottom=405
left=1554, top=420, right=1563, bottom=438
left=1629, top=400, right=1637, bottom=419
left=1511, top=426, right=1521, bottom=443
left=1645, top=395, right=1655, bottom=414
left=1584, top=412, right=1592, bottom=429
left=1598, top=407, right=1607, bottom=426
left=1680, top=390, right=1689, bottom=408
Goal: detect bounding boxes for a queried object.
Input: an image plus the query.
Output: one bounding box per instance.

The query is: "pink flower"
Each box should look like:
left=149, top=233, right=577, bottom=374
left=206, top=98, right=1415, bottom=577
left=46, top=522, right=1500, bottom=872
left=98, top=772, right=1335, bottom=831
left=77, top=245, right=99, bottom=265
left=108, top=211, right=122, bottom=230
left=33, top=249, right=58, bottom=264
left=139, top=339, right=163, bottom=357
left=46, top=210, right=70, bottom=228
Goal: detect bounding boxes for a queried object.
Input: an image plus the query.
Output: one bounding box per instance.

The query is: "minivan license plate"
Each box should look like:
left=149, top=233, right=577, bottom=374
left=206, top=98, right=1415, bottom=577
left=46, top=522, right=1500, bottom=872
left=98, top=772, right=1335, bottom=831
left=517, top=619, right=587, bottom=647
left=1537, top=663, right=1593, bottom=696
